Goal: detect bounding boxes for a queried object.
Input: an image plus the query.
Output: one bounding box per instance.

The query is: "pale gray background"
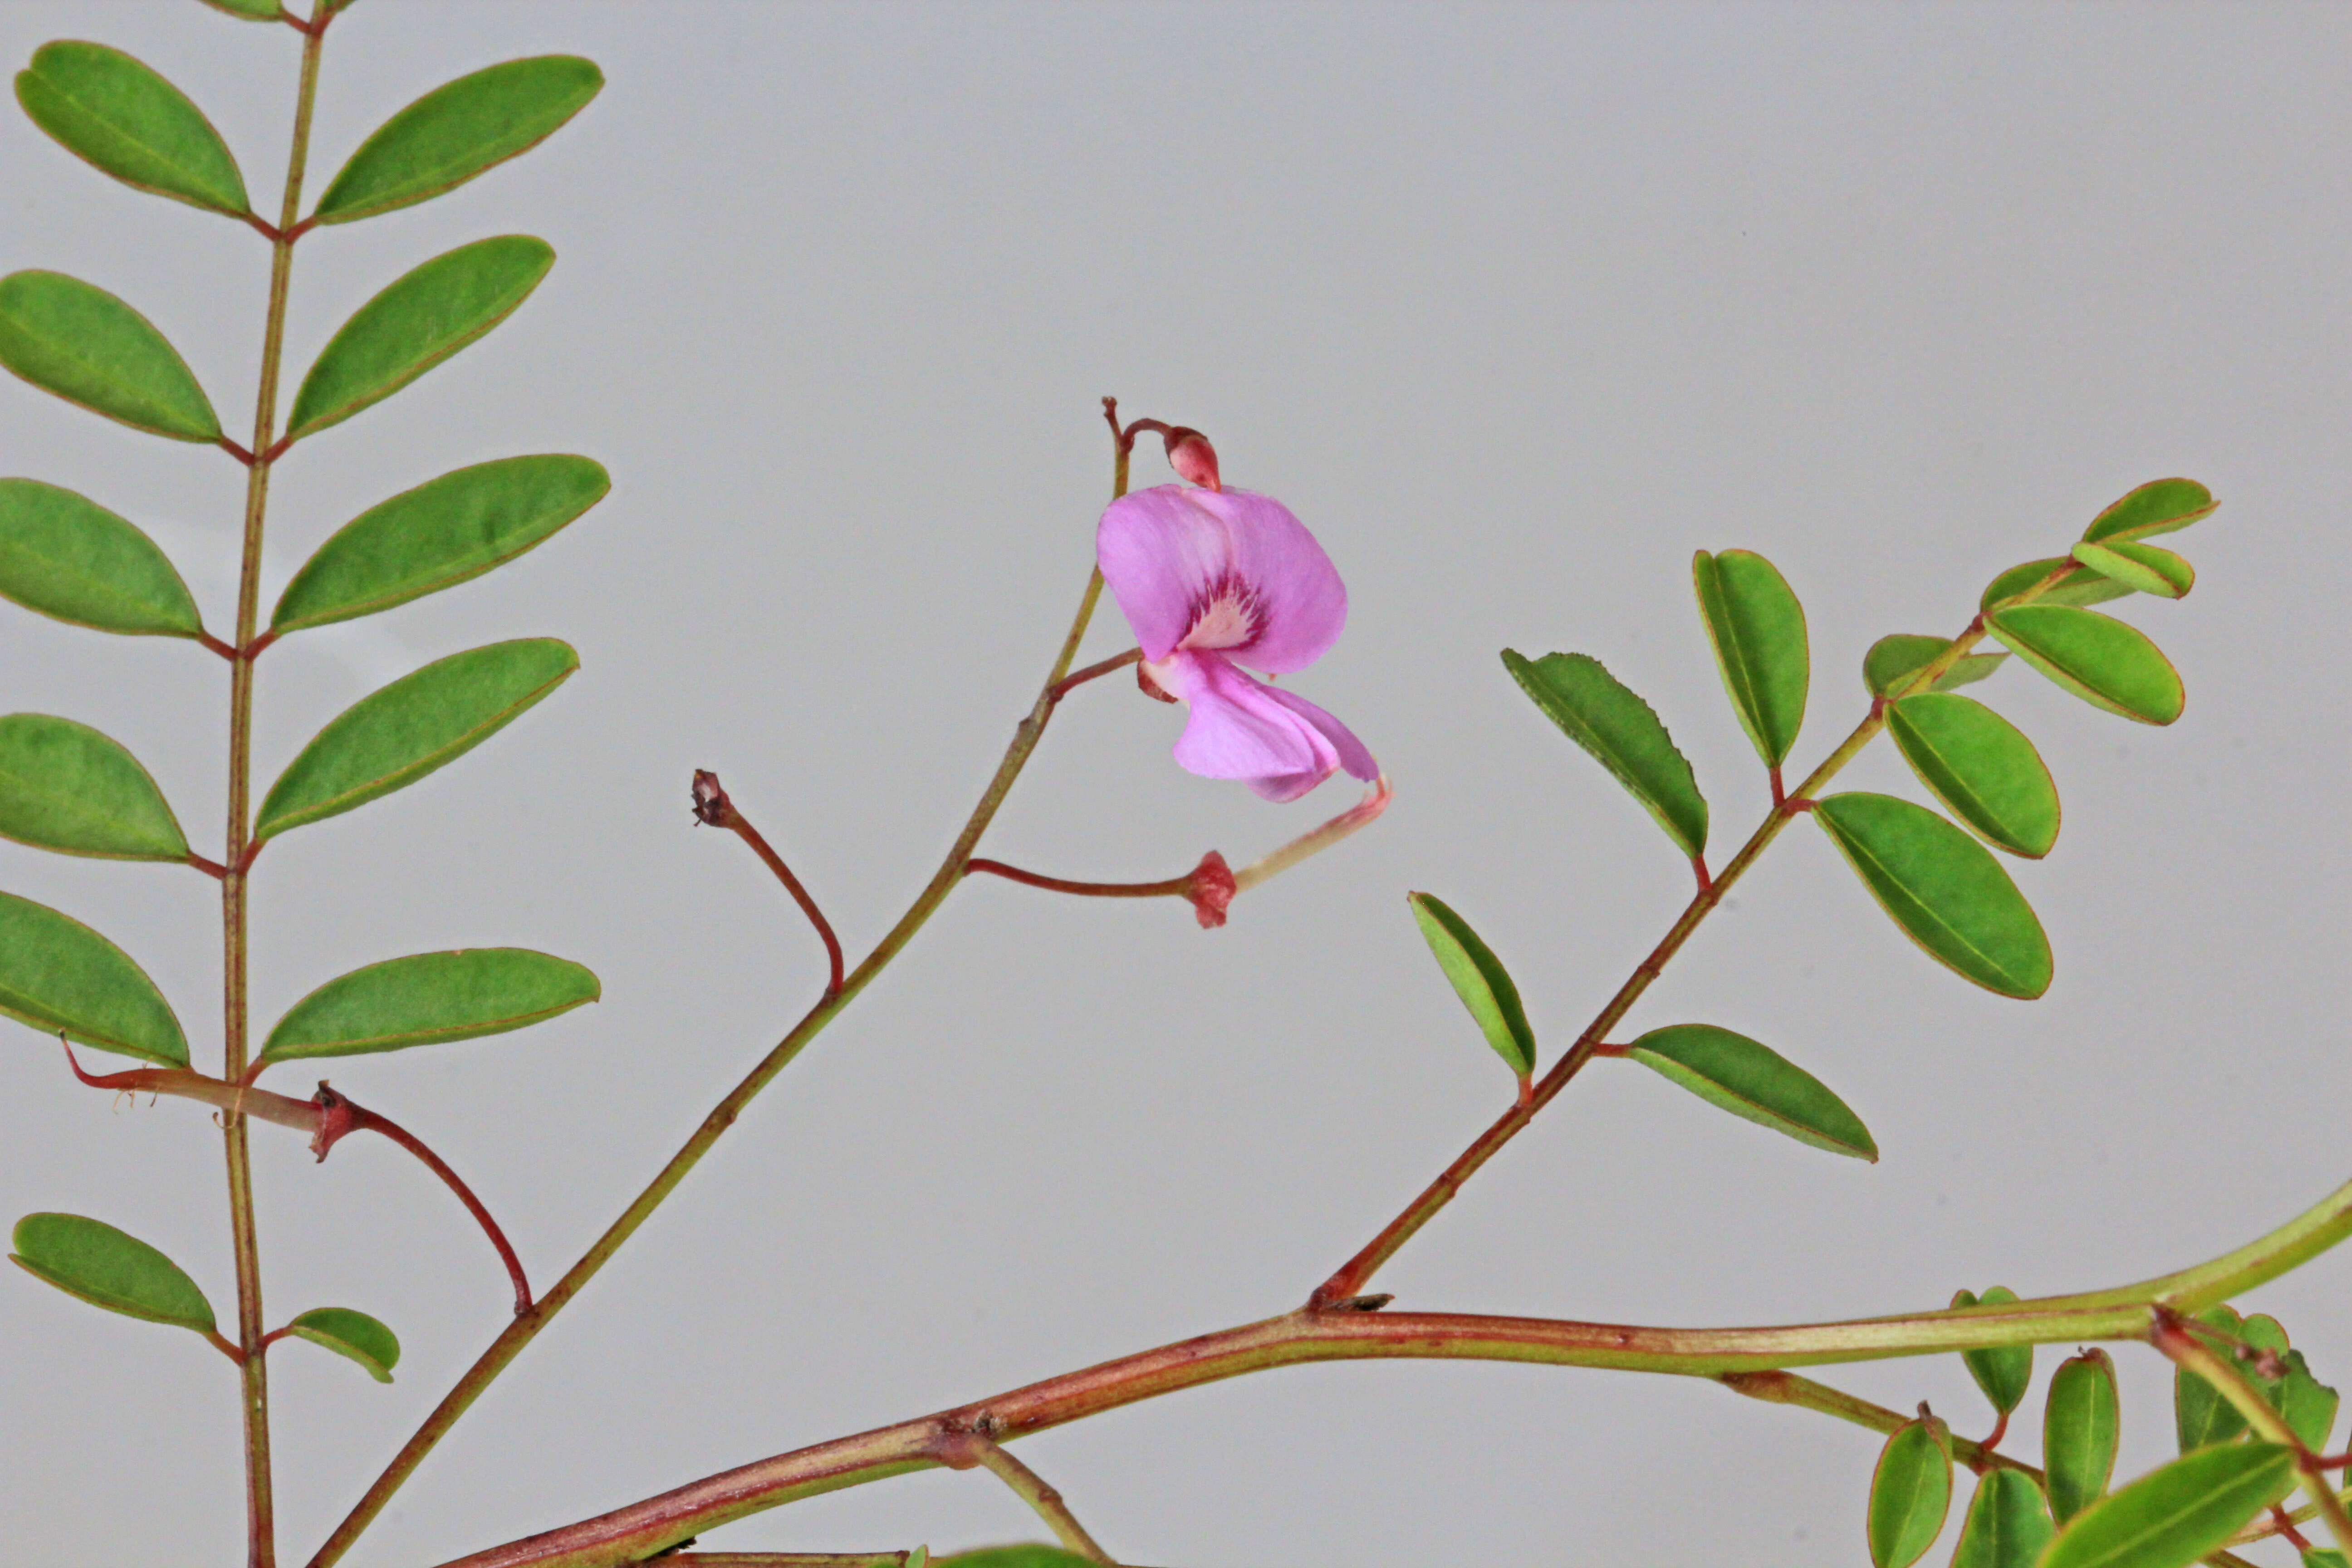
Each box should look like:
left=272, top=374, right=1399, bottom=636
left=2, top=3, right=2347, bottom=1563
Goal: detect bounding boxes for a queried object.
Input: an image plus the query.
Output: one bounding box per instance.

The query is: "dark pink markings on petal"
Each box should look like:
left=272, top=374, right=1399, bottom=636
left=1097, top=484, right=1235, bottom=660
left=1096, top=485, right=1348, bottom=673
left=1191, top=489, right=1348, bottom=674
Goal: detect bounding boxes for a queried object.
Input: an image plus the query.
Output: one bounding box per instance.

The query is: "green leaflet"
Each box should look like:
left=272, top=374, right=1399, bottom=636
left=1867, top=1416, right=1953, bottom=1568
left=1862, top=633, right=2007, bottom=698
left=284, top=1307, right=400, bottom=1383
left=2039, top=1443, right=2296, bottom=1568
left=1980, top=557, right=2134, bottom=613
left=1947, top=1285, right=2031, bottom=1414
left=284, top=235, right=556, bottom=443
left=10, top=1212, right=214, bottom=1332
left=1810, top=792, right=2052, bottom=999
left=272, top=455, right=609, bottom=634
left=312, top=56, right=604, bottom=225
left=934, top=1550, right=1100, bottom=1568
left=2176, top=1305, right=2251, bottom=1452
left=1623, top=1023, right=1875, bottom=1161
left=0, top=889, right=186, bottom=1065
left=260, top=948, right=600, bottom=1063
left=2044, top=1348, right=2122, bottom=1524
left=2081, top=478, right=2216, bottom=545
left=254, top=638, right=578, bottom=840
left=1501, top=648, right=1707, bottom=859
left=196, top=0, right=284, bottom=17
left=2275, top=1350, right=2340, bottom=1454
left=14, top=41, right=248, bottom=215
left=1886, top=693, right=2059, bottom=859
left=0, top=478, right=204, bottom=637
left=0, top=270, right=220, bottom=441
left=1406, top=892, right=1535, bottom=1080
left=2073, top=538, right=2194, bottom=600
left=1692, top=548, right=1808, bottom=769
left=1949, top=1468, right=2054, bottom=1568
left=0, top=713, right=190, bottom=861
left=1989, top=605, right=2184, bottom=725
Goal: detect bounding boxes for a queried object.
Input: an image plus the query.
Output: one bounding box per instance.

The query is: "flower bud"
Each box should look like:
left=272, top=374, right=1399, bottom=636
left=1164, top=427, right=1221, bottom=491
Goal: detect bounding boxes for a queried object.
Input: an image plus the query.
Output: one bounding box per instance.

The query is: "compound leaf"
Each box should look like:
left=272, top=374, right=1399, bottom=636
left=1867, top=1416, right=1953, bottom=1568
left=272, top=454, right=607, bottom=634
left=1692, top=548, right=1808, bottom=769
left=0, top=270, right=220, bottom=441
left=1406, top=892, right=1534, bottom=1081
left=254, top=638, right=577, bottom=840
left=1950, top=1468, right=2054, bottom=1568
left=0, top=479, right=203, bottom=637
left=0, top=889, right=186, bottom=1064
left=10, top=1212, right=213, bottom=1332
left=2040, top=1443, right=2295, bottom=1568
left=2073, top=539, right=2193, bottom=600
left=2081, top=478, right=2216, bottom=545
left=284, top=1306, right=399, bottom=1382
left=1980, top=558, right=2134, bottom=613
left=260, top=947, right=599, bottom=1063
left=15, top=41, right=248, bottom=215
left=1811, top=792, right=2051, bottom=999
left=312, top=56, right=603, bottom=225
left=0, top=713, right=189, bottom=861
left=1886, top=693, right=2059, bottom=859
left=1501, top=648, right=1706, bottom=859
left=1989, top=606, right=2184, bottom=725
left=2045, top=1348, right=2122, bottom=1524
left=1948, top=1285, right=2032, bottom=1415
left=1863, top=633, right=2007, bottom=698
left=1624, top=1023, right=1875, bottom=1161
left=284, top=235, right=554, bottom=443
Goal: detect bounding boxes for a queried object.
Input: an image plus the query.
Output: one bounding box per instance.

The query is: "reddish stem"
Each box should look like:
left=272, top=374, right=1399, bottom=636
left=1769, top=765, right=1785, bottom=808
left=208, top=1328, right=249, bottom=1364
left=188, top=852, right=230, bottom=880
left=1047, top=646, right=1143, bottom=701
left=692, top=772, right=845, bottom=998
left=1980, top=1408, right=2009, bottom=1452
left=312, top=1086, right=534, bottom=1317
left=244, top=628, right=280, bottom=662
left=1690, top=854, right=1712, bottom=893
left=199, top=630, right=239, bottom=661
left=261, top=434, right=294, bottom=465
left=2269, top=1505, right=2313, bottom=1551
left=218, top=436, right=256, bottom=466
left=963, top=860, right=1195, bottom=900
left=235, top=839, right=266, bottom=876
left=240, top=211, right=284, bottom=243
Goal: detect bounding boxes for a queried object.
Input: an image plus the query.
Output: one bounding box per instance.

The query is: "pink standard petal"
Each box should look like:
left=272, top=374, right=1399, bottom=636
left=1157, top=652, right=1365, bottom=804
left=1095, top=485, right=1348, bottom=673
left=1186, top=489, right=1348, bottom=673
left=1097, top=485, right=1235, bottom=661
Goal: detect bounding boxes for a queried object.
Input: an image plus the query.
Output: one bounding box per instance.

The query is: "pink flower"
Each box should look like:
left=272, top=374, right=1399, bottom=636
left=1097, top=483, right=1377, bottom=803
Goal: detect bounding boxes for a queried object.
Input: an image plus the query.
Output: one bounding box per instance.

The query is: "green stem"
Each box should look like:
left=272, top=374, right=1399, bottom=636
left=965, top=1439, right=1115, bottom=1563
left=412, top=1167, right=2352, bottom=1568
left=223, top=15, right=327, bottom=1566
left=307, top=511, right=1118, bottom=1568
left=1308, top=580, right=2061, bottom=1307
left=2154, top=1313, right=2352, bottom=1558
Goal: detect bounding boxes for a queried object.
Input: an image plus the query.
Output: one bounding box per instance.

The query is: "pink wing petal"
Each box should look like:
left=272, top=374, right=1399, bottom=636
left=1096, top=485, right=1234, bottom=661
left=1256, top=680, right=1379, bottom=783
left=1156, top=652, right=1367, bottom=803
left=1184, top=488, right=1348, bottom=674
